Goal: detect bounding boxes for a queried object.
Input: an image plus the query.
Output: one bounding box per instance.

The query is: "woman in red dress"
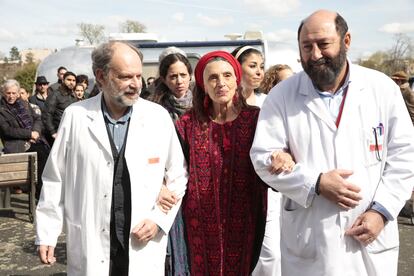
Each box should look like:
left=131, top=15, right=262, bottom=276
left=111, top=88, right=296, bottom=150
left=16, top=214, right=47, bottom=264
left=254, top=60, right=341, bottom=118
left=173, top=51, right=290, bottom=276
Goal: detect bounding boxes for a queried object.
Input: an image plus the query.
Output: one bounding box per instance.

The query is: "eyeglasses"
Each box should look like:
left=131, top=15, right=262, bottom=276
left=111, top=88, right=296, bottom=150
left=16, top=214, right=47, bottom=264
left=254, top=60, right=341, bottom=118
left=38, top=83, right=48, bottom=86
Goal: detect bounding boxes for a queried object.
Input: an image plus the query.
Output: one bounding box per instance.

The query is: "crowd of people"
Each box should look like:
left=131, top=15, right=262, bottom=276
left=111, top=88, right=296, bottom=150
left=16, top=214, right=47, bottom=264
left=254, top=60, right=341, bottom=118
left=0, top=8, right=413, bottom=276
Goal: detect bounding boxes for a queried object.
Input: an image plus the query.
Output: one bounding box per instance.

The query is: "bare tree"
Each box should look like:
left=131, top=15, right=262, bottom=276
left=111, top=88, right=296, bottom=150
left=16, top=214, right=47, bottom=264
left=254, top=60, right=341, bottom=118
left=119, top=20, right=147, bottom=33
left=358, top=34, right=413, bottom=75
left=25, top=52, right=35, bottom=64
left=386, top=33, right=412, bottom=74
left=78, top=23, right=106, bottom=45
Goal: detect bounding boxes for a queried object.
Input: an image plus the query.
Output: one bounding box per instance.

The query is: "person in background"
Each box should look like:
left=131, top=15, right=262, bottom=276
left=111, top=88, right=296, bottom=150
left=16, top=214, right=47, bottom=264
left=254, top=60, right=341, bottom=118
left=168, top=50, right=293, bottom=275
left=391, top=70, right=414, bottom=125
left=76, top=74, right=89, bottom=90
left=260, top=64, right=294, bottom=94
left=35, top=41, right=188, bottom=276
left=48, top=66, right=67, bottom=93
left=231, top=46, right=266, bottom=106
left=88, top=84, right=101, bottom=98
left=150, top=46, right=193, bottom=276
left=0, top=79, right=49, bottom=198
left=20, top=87, right=41, bottom=115
left=250, top=10, right=414, bottom=275
left=74, top=83, right=86, bottom=101
left=232, top=46, right=282, bottom=276
left=29, top=76, right=51, bottom=113
left=42, top=71, right=77, bottom=144
left=150, top=47, right=193, bottom=121
left=147, top=76, right=155, bottom=87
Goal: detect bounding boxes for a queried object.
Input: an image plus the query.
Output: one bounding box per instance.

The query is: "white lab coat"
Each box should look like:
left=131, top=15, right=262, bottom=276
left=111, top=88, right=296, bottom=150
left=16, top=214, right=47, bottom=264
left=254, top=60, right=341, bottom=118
left=251, top=92, right=282, bottom=276
left=250, top=63, right=414, bottom=276
left=35, top=93, right=188, bottom=276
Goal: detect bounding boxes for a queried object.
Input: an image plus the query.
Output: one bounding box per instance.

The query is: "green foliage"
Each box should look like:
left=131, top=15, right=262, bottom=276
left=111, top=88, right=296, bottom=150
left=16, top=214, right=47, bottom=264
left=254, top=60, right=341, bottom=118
left=119, top=20, right=147, bottom=33
left=9, top=46, right=21, bottom=62
left=78, top=23, right=105, bottom=45
left=14, top=63, right=38, bottom=92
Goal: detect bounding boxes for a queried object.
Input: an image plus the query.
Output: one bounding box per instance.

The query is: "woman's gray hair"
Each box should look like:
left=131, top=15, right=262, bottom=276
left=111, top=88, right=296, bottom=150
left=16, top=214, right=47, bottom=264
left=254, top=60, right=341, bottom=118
left=1, top=79, right=20, bottom=95
left=91, top=41, right=143, bottom=79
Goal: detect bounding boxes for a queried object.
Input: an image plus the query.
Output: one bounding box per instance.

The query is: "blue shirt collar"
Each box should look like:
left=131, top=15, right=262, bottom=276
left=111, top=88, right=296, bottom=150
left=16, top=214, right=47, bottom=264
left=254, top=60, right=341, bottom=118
left=101, top=97, right=133, bottom=124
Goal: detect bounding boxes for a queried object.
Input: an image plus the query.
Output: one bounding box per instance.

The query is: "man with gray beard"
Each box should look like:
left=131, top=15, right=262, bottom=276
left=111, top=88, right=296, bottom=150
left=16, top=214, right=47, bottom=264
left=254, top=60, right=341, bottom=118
left=35, top=41, right=188, bottom=276
left=250, top=10, right=414, bottom=276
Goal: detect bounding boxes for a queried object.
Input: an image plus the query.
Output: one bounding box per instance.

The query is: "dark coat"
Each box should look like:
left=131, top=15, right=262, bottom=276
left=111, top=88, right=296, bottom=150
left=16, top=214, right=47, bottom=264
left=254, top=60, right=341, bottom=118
left=0, top=99, right=43, bottom=153
left=29, top=92, right=48, bottom=113
left=42, top=87, right=77, bottom=136
left=401, top=87, right=414, bottom=126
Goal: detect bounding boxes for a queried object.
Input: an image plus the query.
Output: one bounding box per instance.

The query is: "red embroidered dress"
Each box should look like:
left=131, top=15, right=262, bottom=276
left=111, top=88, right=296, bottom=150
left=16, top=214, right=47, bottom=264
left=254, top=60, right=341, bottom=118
left=175, top=107, right=267, bottom=276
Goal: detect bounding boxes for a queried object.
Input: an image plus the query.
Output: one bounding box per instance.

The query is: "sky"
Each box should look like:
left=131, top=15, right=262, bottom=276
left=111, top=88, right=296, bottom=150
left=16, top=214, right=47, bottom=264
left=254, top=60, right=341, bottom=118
left=0, top=0, right=413, bottom=61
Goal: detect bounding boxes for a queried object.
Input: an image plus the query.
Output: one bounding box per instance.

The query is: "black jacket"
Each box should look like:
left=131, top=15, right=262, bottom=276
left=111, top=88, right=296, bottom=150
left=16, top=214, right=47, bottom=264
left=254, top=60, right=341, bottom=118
left=29, top=91, right=49, bottom=113
left=0, top=99, right=43, bottom=153
left=42, top=86, right=77, bottom=136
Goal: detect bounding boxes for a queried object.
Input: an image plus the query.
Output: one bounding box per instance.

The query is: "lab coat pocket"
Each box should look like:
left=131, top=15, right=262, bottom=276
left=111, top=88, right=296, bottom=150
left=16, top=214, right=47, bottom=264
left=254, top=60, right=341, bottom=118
left=281, top=199, right=316, bottom=259
left=66, top=221, right=82, bottom=272
left=366, top=221, right=399, bottom=253
left=362, top=128, right=383, bottom=168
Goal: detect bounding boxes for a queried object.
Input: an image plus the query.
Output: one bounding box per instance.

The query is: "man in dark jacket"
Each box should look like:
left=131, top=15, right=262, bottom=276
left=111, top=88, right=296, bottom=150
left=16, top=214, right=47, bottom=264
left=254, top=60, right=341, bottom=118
left=29, top=76, right=51, bottom=113
left=0, top=79, right=49, bottom=198
left=391, top=71, right=414, bottom=125
left=42, top=71, right=77, bottom=144
left=48, top=66, right=67, bottom=93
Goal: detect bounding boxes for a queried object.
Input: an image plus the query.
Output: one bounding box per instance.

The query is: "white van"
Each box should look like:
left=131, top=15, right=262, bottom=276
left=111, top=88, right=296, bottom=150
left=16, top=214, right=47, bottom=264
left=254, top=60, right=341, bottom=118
left=36, top=37, right=301, bottom=92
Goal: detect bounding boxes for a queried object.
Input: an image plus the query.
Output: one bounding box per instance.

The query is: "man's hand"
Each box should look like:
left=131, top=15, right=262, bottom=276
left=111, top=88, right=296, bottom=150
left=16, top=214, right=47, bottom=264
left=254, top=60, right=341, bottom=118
left=52, top=133, right=57, bottom=139
left=38, top=245, right=56, bottom=265
left=31, top=131, right=40, bottom=141
left=131, top=219, right=159, bottom=243
left=268, top=151, right=295, bottom=175
left=157, top=185, right=178, bottom=213
left=319, top=169, right=362, bottom=209
left=345, top=210, right=386, bottom=245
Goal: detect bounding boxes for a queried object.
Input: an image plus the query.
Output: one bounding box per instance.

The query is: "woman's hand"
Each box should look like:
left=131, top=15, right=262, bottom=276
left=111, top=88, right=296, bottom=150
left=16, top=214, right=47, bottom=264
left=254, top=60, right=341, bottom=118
left=157, top=184, right=178, bottom=213
left=268, top=151, right=295, bottom=175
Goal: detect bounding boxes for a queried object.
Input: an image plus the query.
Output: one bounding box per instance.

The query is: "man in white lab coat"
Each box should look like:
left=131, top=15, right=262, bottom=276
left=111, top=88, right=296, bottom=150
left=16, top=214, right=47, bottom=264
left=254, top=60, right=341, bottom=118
left=35, top=42, right=188, bottom=276
left=250, top=10, right=414, bottom=276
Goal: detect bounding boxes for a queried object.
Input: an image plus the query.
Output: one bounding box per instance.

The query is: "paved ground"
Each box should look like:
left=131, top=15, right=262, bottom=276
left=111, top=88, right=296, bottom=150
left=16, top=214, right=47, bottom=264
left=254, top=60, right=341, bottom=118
left=0, top=192, right=413, bottom=276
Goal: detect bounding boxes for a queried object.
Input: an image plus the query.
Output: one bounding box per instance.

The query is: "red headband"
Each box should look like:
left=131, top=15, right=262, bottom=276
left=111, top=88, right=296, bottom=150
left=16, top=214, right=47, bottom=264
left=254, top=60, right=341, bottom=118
left=194, top=50, right=242, bottom=91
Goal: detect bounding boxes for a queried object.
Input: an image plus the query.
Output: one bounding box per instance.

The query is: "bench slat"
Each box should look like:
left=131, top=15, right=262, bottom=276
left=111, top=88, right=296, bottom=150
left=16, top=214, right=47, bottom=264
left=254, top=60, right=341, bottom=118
left=0, top=171, right=29, bottom=182
left=0, top=152, right=36, bottom=164
left=0, top=162, right=28, bottom=173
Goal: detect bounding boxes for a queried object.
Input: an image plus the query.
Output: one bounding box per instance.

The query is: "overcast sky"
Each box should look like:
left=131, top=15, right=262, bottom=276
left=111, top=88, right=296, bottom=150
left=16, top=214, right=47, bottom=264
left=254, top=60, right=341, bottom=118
left=0, top=0, right=413, bottom=60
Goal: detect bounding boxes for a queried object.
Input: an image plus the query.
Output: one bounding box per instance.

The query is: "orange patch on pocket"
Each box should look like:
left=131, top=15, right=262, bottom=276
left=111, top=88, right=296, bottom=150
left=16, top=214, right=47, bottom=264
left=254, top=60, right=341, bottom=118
left=148, top=157, right=160, bottom=164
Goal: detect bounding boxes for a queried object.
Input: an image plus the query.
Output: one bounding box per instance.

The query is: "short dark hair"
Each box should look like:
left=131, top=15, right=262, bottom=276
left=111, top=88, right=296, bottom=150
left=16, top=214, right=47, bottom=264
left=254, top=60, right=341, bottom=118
left=57, top=66, right=67, bottom=73
left=297, top=12, right=348, bottom=41
left=63, top=71, right=76, bottom=80
left=76, top=74, right=89, bottom=86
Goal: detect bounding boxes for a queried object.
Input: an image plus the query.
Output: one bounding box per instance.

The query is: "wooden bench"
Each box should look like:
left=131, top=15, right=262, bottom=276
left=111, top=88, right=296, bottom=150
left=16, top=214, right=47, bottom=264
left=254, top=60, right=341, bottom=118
left=0, top=152, right=37, bottom=223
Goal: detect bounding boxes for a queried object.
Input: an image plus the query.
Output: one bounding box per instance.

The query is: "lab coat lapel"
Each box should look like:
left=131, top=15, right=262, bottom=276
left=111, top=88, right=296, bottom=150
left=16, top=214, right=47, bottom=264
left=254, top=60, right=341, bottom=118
left=124, top=99, right=146, bottom=161
left=86, top=93, right=112, bottom=158
left=300, top=75, right=337, bottom=131
left=335, top=65, right=364, bottom=134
